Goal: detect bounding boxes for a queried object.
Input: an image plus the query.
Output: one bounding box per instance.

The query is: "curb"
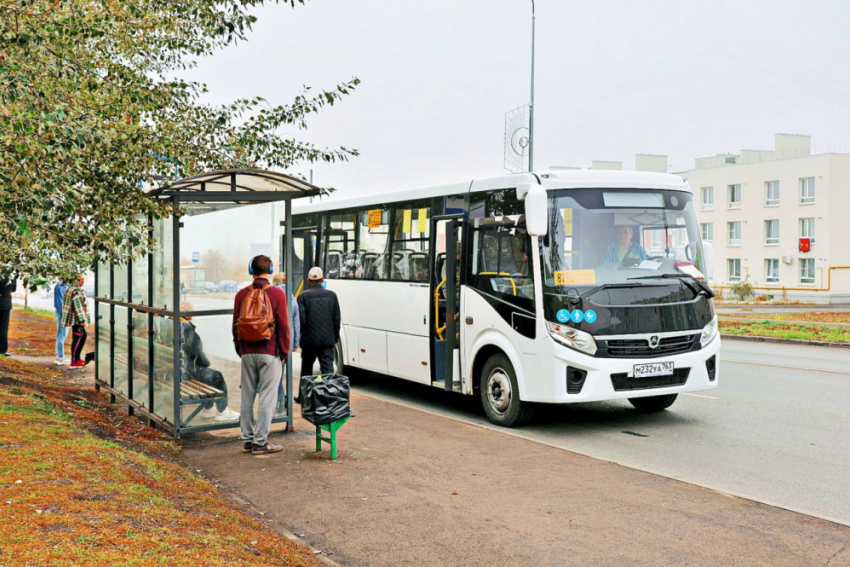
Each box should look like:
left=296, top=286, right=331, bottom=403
left=208, top=479, right=343, bottom=567
left=721, top=333, right=850, bottom=349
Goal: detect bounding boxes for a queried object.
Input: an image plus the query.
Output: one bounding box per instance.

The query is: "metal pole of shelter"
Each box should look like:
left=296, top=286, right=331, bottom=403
left=284, top=199, right=294, bottom=429
left=529, top=0, right=536, bottom=173
left=171, top=198, right=182, bottom=436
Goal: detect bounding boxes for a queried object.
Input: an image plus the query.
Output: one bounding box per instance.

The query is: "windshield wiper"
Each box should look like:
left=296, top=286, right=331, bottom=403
left=627, top=273, right=715, bottom=298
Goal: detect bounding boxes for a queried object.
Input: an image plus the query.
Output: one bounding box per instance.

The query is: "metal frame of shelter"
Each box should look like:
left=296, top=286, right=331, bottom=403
left=94, top=169, right=322, bottom=437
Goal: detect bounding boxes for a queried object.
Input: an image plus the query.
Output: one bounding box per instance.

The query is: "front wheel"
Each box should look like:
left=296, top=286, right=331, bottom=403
left=628, top=394, right=678, bottom=412
left=479, top=353, right=534, bottom=427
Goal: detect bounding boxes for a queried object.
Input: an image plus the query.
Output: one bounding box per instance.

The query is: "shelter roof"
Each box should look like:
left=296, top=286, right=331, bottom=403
left=148, top=169, right=322, bottom=200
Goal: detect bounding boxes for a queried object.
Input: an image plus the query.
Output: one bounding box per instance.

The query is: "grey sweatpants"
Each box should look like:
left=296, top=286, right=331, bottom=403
left=239, top=353, right=281, bottom=446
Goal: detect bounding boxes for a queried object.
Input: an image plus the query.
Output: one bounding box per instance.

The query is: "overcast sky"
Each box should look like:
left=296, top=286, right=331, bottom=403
left=186, top=0, right=850, bottom=198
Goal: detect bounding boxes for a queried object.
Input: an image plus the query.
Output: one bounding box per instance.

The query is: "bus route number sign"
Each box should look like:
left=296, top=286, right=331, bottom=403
left=554, top=269, right=596, bottom=286
left=367, top=209, right=382, bottom=229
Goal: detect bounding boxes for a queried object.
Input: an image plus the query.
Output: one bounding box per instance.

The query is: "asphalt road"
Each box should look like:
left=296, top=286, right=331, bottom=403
left=350, top=339, right=850, bottom=527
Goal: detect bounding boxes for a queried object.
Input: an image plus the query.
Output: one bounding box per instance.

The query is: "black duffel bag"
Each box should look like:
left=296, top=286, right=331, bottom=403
left=298, top=373, right=354, bottom=425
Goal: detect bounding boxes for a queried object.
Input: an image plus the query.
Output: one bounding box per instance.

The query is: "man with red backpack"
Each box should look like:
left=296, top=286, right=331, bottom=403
left=233, top=255, right=291, bottom=456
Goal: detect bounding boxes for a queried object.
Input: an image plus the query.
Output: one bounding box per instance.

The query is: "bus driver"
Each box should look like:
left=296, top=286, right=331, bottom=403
left=602, top=225, right=648, bottom=265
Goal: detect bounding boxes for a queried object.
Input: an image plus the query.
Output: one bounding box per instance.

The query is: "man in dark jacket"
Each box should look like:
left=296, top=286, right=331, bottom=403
left=297, top=267, right=341, bottom=377
left=0, top=276, right=17, bottom=356
left=232, top=255, right=290, bottom=456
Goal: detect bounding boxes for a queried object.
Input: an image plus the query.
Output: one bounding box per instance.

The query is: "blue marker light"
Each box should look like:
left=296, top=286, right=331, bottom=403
left=570, top=309, right=584, bottom=323
left=556, top=309, right=570, bottom=323
left=584, top=309, right=597, bottom=324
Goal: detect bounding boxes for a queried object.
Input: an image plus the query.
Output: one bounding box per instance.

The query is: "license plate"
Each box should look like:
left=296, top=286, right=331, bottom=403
left=633, top=361, right=674, bottom=378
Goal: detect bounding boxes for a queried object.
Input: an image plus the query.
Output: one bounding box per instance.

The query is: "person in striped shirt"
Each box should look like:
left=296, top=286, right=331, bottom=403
left=60, top=274, right=90, bottom=368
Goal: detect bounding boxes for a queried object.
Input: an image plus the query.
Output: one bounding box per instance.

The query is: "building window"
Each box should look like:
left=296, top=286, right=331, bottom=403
left=765, top=180, right=780, bottom=206
left=700, top=222, right=713, bottom=242
left=764, top=219, right=779, bottom=245
left=765, top=259, right=779, bottom=284
left=727, top=221, right=741, bottom=245
left=800, top=258, right=815, bottom=285
left=800, top=177, right=815, bottom=204
left=728, top=184, right=741, bottom=208
left=701, top=186, right=714, bottom=210
left=799, top=217, right=815, bottom=244
left=727, top=259, right=741, bottom=282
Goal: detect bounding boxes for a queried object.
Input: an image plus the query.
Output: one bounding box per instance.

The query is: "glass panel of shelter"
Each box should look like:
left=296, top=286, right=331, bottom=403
left=175, top=201, right=282, bottom=428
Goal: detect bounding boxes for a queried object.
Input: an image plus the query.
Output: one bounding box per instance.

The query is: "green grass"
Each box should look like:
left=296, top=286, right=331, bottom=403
left=720, top=319, right=850, bottom=343
left=22, top=305, right=56, bottom=318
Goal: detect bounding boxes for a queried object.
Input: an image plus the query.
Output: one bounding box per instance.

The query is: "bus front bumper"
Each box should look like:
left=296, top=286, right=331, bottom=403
left=524, top=335, right=720, bottom=404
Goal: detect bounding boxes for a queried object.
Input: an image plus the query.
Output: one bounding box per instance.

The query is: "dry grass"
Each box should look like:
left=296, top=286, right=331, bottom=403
left=0, top=311, right=324, bottom=567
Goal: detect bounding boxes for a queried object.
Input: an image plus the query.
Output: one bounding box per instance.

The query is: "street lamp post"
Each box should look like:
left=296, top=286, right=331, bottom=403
left=529, top=0, right=536, bottom=172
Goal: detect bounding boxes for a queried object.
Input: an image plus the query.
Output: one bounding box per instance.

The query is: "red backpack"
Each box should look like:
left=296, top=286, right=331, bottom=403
left=235, top=283, right=275, bottom=343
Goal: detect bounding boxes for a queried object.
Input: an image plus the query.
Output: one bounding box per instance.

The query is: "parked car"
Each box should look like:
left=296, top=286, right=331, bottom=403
left=204, top=281, right=219, bottom=293
left=219, top=280, right=237, bottom=292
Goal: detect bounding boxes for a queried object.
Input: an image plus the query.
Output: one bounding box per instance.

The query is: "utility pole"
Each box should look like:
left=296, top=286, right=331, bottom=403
left=529, top=0, right=536, bottom=172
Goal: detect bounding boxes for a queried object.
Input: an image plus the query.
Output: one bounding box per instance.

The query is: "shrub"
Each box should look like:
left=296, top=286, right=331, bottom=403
left=730, top=277, right=755, bottom=301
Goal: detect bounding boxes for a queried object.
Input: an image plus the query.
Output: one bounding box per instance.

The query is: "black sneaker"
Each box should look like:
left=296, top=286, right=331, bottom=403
left=242, top=441, right=253, bottom=454
left=252, top=442, right=282, bottom=455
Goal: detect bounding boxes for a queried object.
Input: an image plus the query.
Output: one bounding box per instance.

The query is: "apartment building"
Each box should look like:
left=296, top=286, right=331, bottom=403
left=677, top=134, right=850, bottom=304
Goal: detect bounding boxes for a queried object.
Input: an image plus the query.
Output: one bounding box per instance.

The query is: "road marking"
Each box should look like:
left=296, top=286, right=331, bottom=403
left=683, top=392, right=717, bottom=400
left=721, top=358, right=850, bottom=375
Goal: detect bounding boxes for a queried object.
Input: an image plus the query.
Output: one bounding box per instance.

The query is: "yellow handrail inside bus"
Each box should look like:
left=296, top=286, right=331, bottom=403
left=434, top=278, right=446, bottom=339
left=294, top=279, right=304, bottom=299
left=478, top=272, right=517, bottom=296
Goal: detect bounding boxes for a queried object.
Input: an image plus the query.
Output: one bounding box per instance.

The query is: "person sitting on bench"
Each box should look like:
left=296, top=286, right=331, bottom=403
left=180, top=302, right=239, bottom=421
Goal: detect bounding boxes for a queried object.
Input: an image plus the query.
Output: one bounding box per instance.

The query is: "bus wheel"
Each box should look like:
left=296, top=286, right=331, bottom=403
left=479, top=353, right=533, bottom=427
left=333, top=342, right=345, bottom=376
left=628, top=394, right=678, bottom=412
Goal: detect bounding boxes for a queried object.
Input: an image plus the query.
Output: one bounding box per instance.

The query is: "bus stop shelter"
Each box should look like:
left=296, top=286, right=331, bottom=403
left=94, top=169, right=321, bottom=437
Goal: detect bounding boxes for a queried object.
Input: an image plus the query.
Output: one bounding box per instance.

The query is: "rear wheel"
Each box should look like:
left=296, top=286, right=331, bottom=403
left=479, top=353, right=533, bottom=427
left=333, top=341, right=345, bottom=375
left=628, top=394, right=678, bottom=412
left=333, top=341, right=362, bottom=381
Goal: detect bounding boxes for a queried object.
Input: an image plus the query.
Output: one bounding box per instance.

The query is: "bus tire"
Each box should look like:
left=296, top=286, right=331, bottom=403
left=479, top=353, right=533, bottom=427
left=333, top=341, right=345, bottom=376
left=628, top=394, right=678, bottom=412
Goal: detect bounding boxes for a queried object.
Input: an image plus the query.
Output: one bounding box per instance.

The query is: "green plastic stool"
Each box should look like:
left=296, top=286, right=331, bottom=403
left=315, top=416, right=350, bottom=460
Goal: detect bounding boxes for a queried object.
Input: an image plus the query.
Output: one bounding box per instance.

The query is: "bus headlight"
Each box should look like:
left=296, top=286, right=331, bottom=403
left=700, top=317, right=718, bottom=347
left=546, top=322, right=597, bottom=356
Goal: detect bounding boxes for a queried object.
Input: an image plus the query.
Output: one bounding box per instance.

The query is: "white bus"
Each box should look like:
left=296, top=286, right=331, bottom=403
left=289, top=171, right=719, bottom=427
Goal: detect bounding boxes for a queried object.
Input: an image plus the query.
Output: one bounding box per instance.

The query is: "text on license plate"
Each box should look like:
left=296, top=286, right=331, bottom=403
left=633, top=361, right=674, bottom=378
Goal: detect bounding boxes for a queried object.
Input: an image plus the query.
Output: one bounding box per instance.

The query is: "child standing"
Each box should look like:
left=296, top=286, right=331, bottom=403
left=61, top=275, right=90, bottom=368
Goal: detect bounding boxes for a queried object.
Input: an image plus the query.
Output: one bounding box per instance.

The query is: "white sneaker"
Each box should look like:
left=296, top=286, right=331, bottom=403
left=198, top=409, right=218, bottom=419
left=214, top=408, right=240, bottom=422
left=54, top=359, right=66, bottom=365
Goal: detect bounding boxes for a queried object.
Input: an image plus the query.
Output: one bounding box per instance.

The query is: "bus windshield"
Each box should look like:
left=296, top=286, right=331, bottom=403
left=540, top=188, right=706, bottom=314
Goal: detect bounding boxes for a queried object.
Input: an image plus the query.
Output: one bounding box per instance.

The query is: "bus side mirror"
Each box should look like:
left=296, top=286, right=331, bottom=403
left=702, top=241, right=714, bottom=281
left=519, top=183, right=547, bottom=237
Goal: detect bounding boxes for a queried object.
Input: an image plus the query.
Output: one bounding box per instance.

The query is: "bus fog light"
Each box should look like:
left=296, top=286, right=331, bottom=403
left=700, top=317, right=718, bottom=347
left=546, top=322, right=597, bottom=356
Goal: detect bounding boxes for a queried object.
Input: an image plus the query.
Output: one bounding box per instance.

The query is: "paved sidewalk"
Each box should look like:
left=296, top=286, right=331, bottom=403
left=180, top=388, right=850, bottom=567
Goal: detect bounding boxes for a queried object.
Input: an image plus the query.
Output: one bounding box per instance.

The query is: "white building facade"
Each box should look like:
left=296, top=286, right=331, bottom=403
left=677, top=134, right=850, bottom=304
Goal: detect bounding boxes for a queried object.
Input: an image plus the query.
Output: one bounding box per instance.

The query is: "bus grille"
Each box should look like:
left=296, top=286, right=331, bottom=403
left=604, top=334, right=697, bottom=358
left=610, top=368, right=690, bottom=392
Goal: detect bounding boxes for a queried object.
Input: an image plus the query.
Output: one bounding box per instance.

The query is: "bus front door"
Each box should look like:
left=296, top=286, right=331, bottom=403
left=283, top=228, right=317, bottom=299
left=431, top=217, right=463, bottom=392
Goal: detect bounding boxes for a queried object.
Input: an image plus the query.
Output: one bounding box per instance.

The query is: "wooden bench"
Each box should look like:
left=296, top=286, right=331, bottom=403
left=179, top=379, right=227, bottom=427
left=111, top=351, right=227, bottom=427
